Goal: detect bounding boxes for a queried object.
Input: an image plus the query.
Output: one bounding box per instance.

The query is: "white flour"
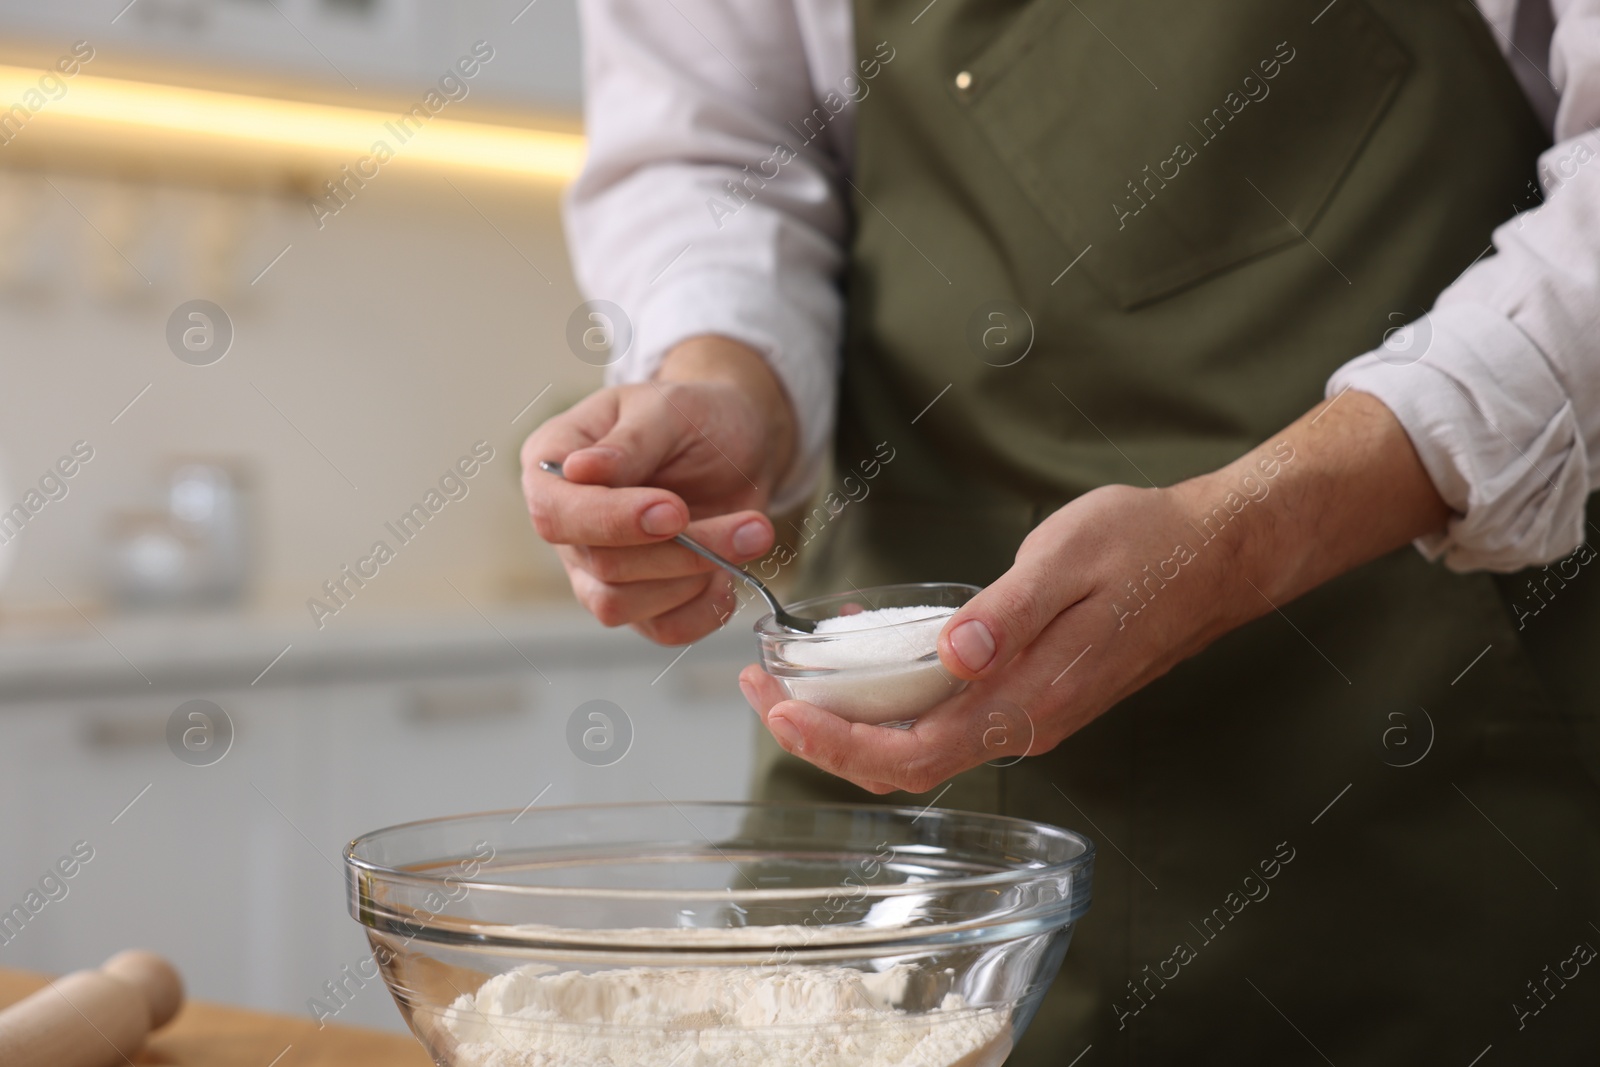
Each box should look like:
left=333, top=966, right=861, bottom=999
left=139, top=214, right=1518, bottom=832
left=441, top=964, right=1010, bottom=1067
left=783, top=605, right=962, bottom=722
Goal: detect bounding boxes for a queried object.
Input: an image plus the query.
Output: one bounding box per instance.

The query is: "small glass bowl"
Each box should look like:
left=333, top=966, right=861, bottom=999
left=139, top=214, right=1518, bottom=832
left=345, top=802, right=1094, bottom=1067
left=755, top=582, right=981, bottom=724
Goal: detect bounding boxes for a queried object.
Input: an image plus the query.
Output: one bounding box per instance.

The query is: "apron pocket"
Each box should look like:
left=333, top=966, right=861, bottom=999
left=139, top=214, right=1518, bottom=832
left=955, top=0, right=1409, bottom=308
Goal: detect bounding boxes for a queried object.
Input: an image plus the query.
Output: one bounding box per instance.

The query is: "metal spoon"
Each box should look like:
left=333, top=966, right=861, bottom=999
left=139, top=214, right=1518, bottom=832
left=539, top=459, right=817, bottom=633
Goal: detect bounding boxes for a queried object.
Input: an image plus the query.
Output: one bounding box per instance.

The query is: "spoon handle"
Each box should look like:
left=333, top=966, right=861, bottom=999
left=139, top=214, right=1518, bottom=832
left=536, top=460, right=815, bottom=633
left=668, top=532, right=784, bottom=615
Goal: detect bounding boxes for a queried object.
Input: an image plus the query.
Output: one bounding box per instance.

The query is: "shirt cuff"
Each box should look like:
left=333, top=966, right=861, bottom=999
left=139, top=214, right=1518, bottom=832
left=1326, top=302, right=1590, bottom=573
left=605, top=267, right=838, bottom=513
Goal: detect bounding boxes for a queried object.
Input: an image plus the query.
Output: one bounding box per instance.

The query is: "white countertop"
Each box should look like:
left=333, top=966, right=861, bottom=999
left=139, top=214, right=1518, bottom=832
left=0, top=601, right=755, bottom=701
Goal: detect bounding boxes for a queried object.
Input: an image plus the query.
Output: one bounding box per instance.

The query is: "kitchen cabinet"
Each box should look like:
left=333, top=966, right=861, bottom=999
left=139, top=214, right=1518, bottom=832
left=0, top=967, right=433, bottom=1066
left=0, top=607, right=756, bottom=1031
left=0, top=685, right=310, bottom=1018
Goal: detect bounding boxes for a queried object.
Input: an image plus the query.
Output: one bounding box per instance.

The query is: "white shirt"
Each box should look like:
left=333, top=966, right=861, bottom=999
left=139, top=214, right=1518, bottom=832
left=566, top=0, right=1600, bottom=572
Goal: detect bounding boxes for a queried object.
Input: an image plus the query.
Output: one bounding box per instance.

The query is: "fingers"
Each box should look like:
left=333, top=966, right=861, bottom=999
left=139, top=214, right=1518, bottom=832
left=938, top=555, right=1086, bottom=681
left=738, top=667, right=898, bottom=792
left=562, top=389, right=689, bottom=489
left=575, top=510, right=773, bottom=584
left=688, top=509, right=775, bottom=559
left=566, top=565, right=711, bottom=629
left=520, top=392, right=691, bottom=547
left=521, top=383, right=780, bottom=646
left=735, top=665, right=971, bottom=795
left=524, top=454, right=690, bottom=548
left=557, top=509, right=771, bottom=640
left=737, top=664, right=788, bottom=714
left=533, top=479, right=690, bottom=547
left=633, top=573, right=740, bottom=646
left=765, top=699, right=975, bottom=795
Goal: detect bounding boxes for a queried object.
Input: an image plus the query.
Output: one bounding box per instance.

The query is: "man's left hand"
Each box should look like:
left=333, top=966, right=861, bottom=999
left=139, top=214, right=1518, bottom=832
left=739, top=391, right=1451, bottom=794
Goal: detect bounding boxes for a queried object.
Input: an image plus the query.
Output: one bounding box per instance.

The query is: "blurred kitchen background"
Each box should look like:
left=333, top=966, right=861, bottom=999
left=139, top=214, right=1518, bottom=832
left=0, top=0, right=757, bottom=1032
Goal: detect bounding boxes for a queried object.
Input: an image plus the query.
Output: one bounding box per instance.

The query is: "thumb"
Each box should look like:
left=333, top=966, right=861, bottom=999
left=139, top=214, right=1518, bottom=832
left=563, top=390, right=684, bottom=488
left=938, top=559, right=1079, bottom=680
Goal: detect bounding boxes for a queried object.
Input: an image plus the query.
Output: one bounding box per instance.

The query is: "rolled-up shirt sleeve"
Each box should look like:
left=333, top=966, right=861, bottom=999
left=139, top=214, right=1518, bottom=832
left=1328, top=0, right=1600, bottom=572
left=564, top=0, right=849, bottom=511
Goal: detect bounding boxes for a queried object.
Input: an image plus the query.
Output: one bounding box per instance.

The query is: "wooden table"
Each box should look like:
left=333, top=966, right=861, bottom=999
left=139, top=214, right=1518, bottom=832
left=0, top=968, right=433, bottom=1066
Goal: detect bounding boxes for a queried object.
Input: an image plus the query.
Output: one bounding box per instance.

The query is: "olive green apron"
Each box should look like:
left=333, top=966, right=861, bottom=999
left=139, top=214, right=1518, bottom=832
left=756, top=0, right=1600, bottom=1061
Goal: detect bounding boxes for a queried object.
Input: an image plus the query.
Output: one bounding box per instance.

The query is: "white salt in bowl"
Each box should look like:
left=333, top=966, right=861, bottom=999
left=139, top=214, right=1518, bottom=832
left=345, top=802, right=1094, bottom=1067
left=755, top=582, right=982, bottom=724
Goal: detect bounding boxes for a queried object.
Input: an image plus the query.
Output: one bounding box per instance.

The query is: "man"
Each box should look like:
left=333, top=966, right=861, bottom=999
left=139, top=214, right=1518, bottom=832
left=523, top=0, right=1600, bottom=1060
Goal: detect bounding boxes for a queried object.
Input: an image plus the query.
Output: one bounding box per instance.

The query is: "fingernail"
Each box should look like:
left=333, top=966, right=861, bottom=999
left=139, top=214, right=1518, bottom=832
left=950, top=620, right=996, bottom=674
left=575, top=446, right=620, bottom=463
left=731, top=520, right=768, bottom=558
left=768, top=714, right=804, bottom=754
left=641, top=503, right=680, bottom=536
left=738, top=678, right=758, bottom=710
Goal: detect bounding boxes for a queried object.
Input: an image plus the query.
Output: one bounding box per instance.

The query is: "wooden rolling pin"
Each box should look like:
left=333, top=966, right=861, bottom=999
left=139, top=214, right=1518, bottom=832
left=0, top=950, right=184, bottom=1067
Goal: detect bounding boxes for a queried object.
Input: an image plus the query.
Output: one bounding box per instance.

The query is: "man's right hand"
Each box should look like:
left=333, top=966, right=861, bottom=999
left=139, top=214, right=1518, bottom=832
left=520, top=335, right=797, bottom=646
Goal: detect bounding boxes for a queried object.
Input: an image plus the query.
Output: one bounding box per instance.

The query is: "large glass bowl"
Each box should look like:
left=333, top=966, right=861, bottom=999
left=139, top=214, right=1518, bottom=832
left=755, top=582, right=982, bottom=724
left=345, top=801, right=1093, bottom=1067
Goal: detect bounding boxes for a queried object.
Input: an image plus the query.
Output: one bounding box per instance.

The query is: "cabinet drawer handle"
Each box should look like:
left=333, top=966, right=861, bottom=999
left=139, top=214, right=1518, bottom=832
left=404, top=683, right=527, bottom=725
left=81, top=715, right=169, bottom=750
